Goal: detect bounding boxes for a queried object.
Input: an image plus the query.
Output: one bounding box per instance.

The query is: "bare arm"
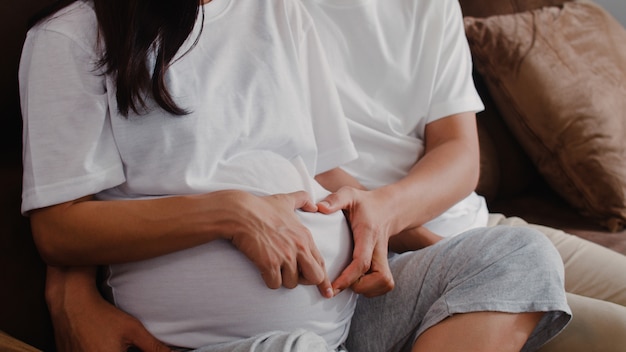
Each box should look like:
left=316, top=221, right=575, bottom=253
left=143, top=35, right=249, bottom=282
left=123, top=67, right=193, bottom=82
left=31, top=190, right=332, bottom=295
left=45, top=266, right=172, bottom=352
left=374, top=112, right=480, bottom=231
left=318, top=112, right=479, bottom=295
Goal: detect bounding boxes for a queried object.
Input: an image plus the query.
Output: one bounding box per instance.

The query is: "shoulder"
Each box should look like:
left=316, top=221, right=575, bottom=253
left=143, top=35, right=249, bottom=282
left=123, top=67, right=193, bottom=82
left=28, top=1, right=99, bottom=54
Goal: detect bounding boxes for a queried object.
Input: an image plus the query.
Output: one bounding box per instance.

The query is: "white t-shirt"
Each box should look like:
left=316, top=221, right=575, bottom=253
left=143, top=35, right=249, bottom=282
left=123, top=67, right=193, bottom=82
left=303, top=0, right=489, bottom=237
left=20, top=0, right=357, bottom=348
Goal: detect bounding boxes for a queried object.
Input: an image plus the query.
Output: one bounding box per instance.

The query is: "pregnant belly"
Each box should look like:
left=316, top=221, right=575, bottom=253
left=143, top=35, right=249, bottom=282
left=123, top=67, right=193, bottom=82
left=106, top=210, right=356, bottom=349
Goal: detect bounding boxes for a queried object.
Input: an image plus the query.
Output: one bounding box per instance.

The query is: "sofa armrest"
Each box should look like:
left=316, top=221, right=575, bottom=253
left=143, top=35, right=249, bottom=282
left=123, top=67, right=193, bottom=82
left=0, top=331, right=42, bottom=352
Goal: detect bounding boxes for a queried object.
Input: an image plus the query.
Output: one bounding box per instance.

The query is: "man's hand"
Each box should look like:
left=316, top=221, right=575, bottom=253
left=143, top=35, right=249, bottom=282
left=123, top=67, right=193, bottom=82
left=46, top=266, right=171, bottom=352
left=227, top=191, right=333, bottom=298
left=317, top=187, right=395, bottom=298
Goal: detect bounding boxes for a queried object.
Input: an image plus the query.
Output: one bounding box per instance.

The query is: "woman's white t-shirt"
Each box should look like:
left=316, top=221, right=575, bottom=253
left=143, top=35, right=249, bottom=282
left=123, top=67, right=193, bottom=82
left=303, top=0, right=489, bottom=237
left=20, top=0, right=357, bottom=348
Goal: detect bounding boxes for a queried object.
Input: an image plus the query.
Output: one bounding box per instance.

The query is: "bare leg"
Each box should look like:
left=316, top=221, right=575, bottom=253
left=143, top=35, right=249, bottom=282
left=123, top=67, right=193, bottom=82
left=412, top=311, right=544, bottom=352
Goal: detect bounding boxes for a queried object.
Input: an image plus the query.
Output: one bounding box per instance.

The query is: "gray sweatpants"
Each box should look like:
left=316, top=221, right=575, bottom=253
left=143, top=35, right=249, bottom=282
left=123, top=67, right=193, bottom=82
left=192, top=226, right=571, bottom=352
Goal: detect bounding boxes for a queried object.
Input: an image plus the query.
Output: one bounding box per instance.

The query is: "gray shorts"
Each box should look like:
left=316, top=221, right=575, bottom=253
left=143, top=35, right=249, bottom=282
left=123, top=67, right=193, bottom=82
left=191, top=226, right=571, bottom=352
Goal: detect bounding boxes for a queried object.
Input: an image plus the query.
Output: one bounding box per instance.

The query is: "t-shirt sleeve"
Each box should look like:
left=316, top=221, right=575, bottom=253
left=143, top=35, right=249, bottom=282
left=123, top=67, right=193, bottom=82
left=20, top=24, right=125, bottom=214
left=297, top=8, right=358, bottom=175
left=427, top=0, right=484, bottom=123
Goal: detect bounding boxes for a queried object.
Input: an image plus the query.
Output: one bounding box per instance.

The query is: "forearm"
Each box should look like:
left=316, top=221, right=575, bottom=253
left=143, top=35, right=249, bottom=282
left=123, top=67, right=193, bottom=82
left=377, top=113, right=480, bottom=232
left=385, top=141, right=478, bottom=227
left=31, top=190, right=252, bottom=266
left=45, top=266, right=100, bottom=317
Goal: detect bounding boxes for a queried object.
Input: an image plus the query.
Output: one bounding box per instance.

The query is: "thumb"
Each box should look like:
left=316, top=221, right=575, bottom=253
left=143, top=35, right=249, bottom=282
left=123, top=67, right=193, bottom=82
left=317, top=189, right=351, bottom=214
left=287, top=191, right=318, bottom=213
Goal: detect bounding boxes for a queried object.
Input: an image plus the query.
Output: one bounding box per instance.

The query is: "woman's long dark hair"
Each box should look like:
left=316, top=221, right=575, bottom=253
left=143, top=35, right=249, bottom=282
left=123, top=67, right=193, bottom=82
left=30, top=0, right=203, bottom=116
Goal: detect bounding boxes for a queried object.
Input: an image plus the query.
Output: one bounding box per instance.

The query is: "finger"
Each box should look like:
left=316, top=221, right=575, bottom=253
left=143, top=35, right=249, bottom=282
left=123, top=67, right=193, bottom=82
left=297, top=245, right=333, bottom=298
left=259, top=265, right=282, bottom=289
left=296, top=251, right=325, bottom=284
left=316, top=189, right=351, bottom=214
left=351, top=241, right=394, bottom=297
left=287, top=191, right=318, bottom=212
left=316, top=273, right=333, bottom=299
left=332, top=229, right=375, bottom=294
left=331, top=261, right=365, bottom=296
left=281, top=260, right=299, bottom=289
left=298, top=262, right=332, bottom=298
left=351, top=271, right=393, bottom=298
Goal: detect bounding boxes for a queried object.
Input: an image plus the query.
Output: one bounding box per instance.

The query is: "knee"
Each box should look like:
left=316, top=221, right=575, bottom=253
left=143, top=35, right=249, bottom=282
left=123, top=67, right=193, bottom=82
left=481, top=226, right=564, bottom=275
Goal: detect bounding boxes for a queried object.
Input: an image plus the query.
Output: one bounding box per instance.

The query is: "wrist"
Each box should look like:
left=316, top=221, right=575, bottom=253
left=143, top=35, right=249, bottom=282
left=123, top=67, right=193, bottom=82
left=45, top=266, right=99, bottom=314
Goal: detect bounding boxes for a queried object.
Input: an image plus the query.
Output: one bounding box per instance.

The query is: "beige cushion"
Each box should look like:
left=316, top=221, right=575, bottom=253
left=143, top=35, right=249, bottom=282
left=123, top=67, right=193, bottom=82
left=464, top=2, right=626, bottom=231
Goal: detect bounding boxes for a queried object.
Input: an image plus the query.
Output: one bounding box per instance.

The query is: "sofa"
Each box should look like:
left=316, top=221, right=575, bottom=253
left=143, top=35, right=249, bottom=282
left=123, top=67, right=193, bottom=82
left=1, top=0, right=625, bottom=350
left=461, top=0, right=626, bottom=255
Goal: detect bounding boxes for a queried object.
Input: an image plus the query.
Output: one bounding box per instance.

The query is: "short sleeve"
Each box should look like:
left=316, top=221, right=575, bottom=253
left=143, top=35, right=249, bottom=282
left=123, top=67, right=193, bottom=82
left=20, top=18, right=124, bottom=214
left=427, top=0, right=484, bottom=123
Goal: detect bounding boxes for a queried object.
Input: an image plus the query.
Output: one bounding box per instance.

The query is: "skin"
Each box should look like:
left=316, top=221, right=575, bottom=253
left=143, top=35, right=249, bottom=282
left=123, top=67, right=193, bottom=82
left=45, top=267, right=172, bottom=352
left=317, top=112, right=480, bottom=296
left=41, top=112, right=543, bottom=352
left=33, top=0, right=543, bottom=349
left=32, top=188, right=336, bottom=295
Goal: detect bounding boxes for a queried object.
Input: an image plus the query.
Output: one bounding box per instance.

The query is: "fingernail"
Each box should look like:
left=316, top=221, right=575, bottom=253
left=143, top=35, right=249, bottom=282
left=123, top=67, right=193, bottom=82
left=318, top=201, right=330, bottom=208
left=333, top=288, right=341, bottom=296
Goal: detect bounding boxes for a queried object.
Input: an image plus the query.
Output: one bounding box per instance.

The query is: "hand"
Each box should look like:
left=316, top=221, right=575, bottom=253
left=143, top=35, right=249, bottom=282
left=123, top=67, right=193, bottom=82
left=226, top=191, right=333, bottom=298
left=46, top=266, right=171, bottom=352
left=317, top=187, right=395, bottom=298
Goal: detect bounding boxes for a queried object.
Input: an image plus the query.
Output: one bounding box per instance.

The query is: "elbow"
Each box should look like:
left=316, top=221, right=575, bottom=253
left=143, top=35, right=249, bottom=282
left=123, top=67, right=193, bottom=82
left=31, top=227, right=66, bottom=266
left=30, top=218, right=74, bottom=266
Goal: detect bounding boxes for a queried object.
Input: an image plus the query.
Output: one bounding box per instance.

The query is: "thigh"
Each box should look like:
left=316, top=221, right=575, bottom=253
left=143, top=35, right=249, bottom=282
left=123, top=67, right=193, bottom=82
left=346, top=226, right=570, bottom=352
left=538, top=293, right=626, bottom=352
left=490, top=214, right=626, bottom=306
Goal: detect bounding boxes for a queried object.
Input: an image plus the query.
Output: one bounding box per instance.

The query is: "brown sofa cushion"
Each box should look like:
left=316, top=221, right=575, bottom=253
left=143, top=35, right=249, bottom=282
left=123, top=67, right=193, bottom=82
left=464, top=2, right=626, bottom=231
left=459, top=0, right=572, bottom=18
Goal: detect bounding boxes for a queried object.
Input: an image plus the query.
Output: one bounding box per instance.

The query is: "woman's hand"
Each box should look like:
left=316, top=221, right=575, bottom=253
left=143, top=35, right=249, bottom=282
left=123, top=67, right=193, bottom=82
left=30, top=190, right=332, bottom=297
left=46, top=266, right=172, bottom=352
left=317, top=187, right=396, bottom=298
left=226, top=191, right=334, bottom=298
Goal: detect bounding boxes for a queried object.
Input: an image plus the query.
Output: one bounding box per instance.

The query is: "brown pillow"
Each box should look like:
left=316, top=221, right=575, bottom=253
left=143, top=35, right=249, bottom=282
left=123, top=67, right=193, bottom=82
left=464, top=2, right=626, bottom=231
left=459, top=0, right=572, bottom=18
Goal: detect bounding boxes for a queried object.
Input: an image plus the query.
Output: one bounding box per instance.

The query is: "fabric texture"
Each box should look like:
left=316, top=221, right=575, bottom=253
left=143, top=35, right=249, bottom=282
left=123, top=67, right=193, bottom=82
left=190, top=330, right=330, bottom=352
left=488, top=214, right=626, bottom=307
left=20, top=0, right=358, bottom=213
left=20, top=0, right=358, bottom=349
left=189, top=226, right=572, bottom=352
left=474, top=75, right=541, bottom=201
left=488, top=213, right=626, bottom=352
left=346, top=226, right=571, bottom=352
left=537, top=294, right=626, bottom=352
left=459, top=0, right=573, bottom=18
left=465, top=2, right=626, bottom=231
left=302, top=0, right=489, bottom=235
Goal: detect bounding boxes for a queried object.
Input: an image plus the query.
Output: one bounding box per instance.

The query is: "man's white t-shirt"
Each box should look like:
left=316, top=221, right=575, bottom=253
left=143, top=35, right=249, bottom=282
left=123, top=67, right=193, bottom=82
left=303, top=0, right=489, bottom=237
left=20, top=0, right=357, bottom=349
